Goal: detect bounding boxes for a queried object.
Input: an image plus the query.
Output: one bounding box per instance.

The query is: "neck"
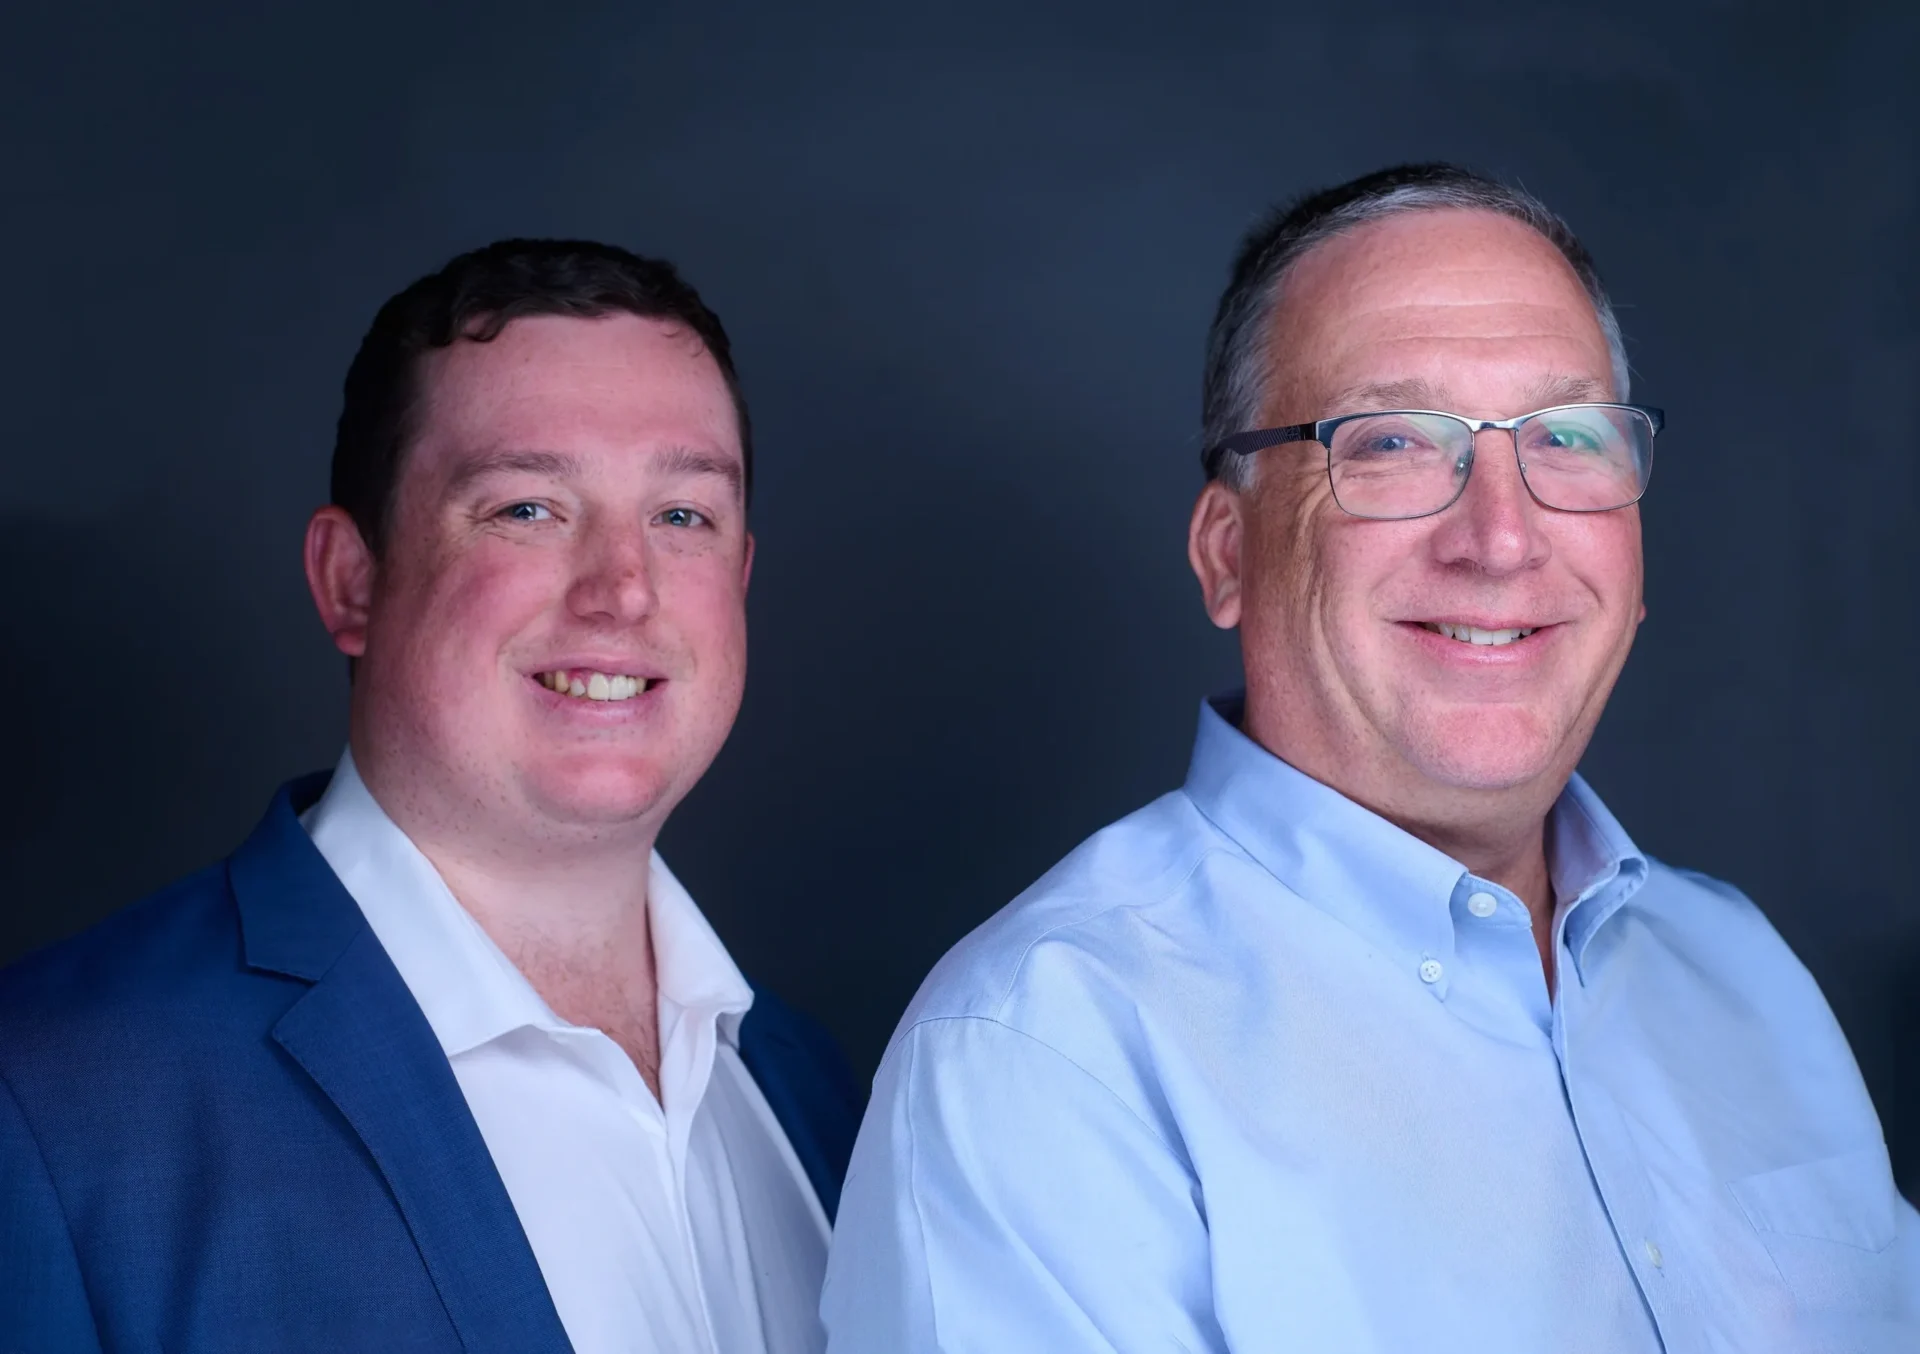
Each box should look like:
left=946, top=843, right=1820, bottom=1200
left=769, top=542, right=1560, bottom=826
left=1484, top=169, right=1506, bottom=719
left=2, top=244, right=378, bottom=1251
left=422, top=837, right=658, bottom=975
left=349, top=743, right=667, bottom=1088
left=1406, top=814, right=1553, bottom=914
left=1405, top=811, right=1559, bottom=994
left=1238, top=695, right=1569, bottom=984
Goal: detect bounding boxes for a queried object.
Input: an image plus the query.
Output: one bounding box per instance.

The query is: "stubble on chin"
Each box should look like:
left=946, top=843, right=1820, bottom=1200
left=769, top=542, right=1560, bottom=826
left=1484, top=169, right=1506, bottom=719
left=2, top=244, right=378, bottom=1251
left=1389, top=701, right=1568, bottom=794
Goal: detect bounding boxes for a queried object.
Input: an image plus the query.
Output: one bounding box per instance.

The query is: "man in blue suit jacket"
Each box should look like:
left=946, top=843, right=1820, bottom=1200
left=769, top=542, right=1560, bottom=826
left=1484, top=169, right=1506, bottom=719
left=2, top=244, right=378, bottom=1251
left=0, top=240, right=860, bottom=1353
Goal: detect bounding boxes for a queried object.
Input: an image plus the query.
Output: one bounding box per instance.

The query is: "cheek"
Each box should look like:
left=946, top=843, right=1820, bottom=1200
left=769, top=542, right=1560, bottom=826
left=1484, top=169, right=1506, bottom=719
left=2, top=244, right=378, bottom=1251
left=1268, top=519, right=1399, bottom=654
left=380, top=544, right=560, bottom=670
left=1561, top=515, right=1644, bottom=622
left=695, top=578, right=750, bottom=672
left=656, top=555, right=749, bottom=675
left=1236, top=512, right=1333, bottom=682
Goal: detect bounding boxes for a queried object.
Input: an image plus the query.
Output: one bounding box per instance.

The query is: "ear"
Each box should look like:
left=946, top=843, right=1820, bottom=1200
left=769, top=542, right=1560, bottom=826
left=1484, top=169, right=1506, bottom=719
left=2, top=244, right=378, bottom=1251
left=740, top=529, right=755, bottom=594
left=1187, top=481, right=1246, bottom=630
left=304, top=507, right=376, bottom=657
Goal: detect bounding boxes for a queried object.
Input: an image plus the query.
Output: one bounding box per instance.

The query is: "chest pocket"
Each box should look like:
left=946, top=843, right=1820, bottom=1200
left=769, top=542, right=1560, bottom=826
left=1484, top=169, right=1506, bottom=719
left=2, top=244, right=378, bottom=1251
left=1727, top=1143, right=1901, bottom=1313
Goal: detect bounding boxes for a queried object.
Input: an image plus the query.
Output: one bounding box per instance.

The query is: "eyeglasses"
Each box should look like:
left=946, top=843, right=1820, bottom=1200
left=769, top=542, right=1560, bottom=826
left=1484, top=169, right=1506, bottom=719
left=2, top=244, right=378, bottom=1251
left=1204, top=403, right=1664, bottom=520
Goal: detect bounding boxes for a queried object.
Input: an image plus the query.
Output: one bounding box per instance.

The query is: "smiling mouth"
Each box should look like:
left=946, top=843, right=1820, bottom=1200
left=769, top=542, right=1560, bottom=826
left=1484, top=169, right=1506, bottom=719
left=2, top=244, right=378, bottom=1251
left=1419, top=621, right=1539, bottom=648
left=535, top=669, right=659, bottom=702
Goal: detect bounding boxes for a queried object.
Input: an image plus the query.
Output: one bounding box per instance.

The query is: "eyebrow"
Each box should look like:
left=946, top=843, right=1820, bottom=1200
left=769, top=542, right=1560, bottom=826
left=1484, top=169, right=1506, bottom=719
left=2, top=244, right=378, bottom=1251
left=1321, top=372, right=1614, bottom=418
left=1523, top=372, right=1613, bottom=405
left=1324, top=379, right=1446, bottom=413
left=651, top=445, right=744, bottom=498
left=444, top=449, right=582, bottom=497
left=442, top=445, right=744, bottom=499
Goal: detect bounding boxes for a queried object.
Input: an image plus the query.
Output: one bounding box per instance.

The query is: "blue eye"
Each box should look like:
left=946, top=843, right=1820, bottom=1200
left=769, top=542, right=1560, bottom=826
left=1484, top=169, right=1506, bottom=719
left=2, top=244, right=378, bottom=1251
left=1534, top=423, right=1606, bottom=453
left=1338, top=418, right=1447, bottom=458
left=658, top=507, right=708, bottom=529
left=501, top=502, right=552, bottom=522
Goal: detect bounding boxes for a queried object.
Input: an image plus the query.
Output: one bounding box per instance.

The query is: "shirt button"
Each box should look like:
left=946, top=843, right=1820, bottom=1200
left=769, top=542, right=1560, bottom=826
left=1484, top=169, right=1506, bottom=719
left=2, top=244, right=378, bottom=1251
left=1467, top=891, right=1498, bottom=918
left=1644, top=1239, right=1664, bottom=1268
left=1418, top=958, right=1444, bottom=984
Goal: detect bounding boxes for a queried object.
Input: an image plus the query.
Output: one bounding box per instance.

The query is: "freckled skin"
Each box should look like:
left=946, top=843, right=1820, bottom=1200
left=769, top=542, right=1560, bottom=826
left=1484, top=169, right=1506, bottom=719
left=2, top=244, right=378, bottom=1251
left=1188, top=209, right=1645, bottom=939
left=347, top=313, right=751, bottom=860
left=303, top=314, right=753, bottom=1085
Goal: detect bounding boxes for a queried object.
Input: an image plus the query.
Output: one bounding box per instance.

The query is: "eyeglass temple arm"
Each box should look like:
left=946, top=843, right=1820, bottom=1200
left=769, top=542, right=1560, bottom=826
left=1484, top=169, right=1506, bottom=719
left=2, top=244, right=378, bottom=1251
left=1200, top=422, right=1321, bottom=473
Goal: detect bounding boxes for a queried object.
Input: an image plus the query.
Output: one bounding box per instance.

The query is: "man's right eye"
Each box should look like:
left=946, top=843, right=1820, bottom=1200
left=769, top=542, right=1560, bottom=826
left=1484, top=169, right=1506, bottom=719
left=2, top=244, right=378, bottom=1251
left=500, top=502, right=552, bottom=522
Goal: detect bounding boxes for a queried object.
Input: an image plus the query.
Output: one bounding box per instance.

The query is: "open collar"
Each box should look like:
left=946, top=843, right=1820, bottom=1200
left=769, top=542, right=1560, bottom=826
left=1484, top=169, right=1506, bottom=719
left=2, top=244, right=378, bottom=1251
left=300, top=752, right=755, bottom=1059
left=1182, top=695, right=1648, bottom=986
left=226, top=774, right=572, bottom=1354
left=1550, top=773, right=1649, bottom=983
left=1183, top=695, right=1468, bottom=975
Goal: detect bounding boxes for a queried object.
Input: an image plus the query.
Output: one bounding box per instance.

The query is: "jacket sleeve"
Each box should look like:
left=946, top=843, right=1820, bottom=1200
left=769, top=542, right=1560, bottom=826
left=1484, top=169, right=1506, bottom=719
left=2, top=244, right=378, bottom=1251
left=0, top=1069, right=105, bottom=1354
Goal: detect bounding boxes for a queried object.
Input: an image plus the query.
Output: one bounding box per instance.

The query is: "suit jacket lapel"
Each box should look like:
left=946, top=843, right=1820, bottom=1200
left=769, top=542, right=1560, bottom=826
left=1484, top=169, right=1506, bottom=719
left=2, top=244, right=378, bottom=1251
left=738, top=984, right=862, bottom=1223
left=234, top=778, right=572, bottom=1354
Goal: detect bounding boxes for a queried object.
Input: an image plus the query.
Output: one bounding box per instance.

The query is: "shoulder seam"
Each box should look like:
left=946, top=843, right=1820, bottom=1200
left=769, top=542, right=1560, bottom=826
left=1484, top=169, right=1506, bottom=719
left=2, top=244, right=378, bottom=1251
left=899, top=1014, right=1185, bottom=1160
left=985, top=842, right=1233, bottom=1022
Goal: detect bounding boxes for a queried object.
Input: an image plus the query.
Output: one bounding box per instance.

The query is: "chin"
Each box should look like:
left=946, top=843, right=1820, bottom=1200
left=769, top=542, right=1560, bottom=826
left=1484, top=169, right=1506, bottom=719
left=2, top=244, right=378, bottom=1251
left=518, top=757, right=681, bottom=828
left=1399, top=706, right=1567, bottom=793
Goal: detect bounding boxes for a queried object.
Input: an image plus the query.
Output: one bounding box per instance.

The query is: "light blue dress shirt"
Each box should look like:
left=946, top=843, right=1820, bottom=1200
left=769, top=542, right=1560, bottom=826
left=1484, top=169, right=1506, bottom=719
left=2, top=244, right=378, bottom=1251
left=824, top=697, right=1918, bottom=1353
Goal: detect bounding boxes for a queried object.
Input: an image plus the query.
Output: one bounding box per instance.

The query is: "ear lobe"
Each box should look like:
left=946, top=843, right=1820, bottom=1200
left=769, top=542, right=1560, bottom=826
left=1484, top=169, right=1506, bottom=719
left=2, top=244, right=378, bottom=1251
left=304, top=507, right=376, bottom=657
left=1188, top=482, right=1245, bottom=631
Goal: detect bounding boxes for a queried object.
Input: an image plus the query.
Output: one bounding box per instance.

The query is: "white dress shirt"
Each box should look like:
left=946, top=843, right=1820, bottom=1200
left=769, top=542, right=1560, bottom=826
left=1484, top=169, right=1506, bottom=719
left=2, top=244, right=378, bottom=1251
left=303, top=752, right=829, bottom=1354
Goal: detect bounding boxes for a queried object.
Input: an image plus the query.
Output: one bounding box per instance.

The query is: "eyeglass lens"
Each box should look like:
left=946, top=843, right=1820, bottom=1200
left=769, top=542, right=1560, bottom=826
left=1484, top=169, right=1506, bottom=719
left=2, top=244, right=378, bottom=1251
left=1326, top=406, right=1653, bottom=519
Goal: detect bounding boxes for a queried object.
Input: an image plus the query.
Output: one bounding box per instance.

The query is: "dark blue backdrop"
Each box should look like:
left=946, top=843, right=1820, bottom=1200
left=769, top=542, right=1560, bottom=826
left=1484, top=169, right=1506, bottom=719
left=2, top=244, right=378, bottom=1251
left=4, top=0, right=1915, bottom=1189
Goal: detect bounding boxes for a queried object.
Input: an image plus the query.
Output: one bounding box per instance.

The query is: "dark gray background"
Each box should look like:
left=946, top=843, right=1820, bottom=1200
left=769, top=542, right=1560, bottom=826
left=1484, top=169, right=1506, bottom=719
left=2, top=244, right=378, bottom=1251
left=4, top=1, right=1915, bottom=1188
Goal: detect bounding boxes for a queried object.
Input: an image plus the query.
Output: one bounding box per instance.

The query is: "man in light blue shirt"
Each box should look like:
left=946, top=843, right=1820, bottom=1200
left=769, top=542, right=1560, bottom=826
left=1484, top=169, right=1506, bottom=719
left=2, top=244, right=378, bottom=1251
left=823, top=164, right=1918, bottom=1352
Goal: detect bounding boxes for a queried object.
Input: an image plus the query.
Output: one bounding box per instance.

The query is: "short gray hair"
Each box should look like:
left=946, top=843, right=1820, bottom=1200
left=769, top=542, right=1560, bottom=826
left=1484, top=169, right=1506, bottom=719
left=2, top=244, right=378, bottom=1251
left=1201, top=163, right=1630, bottom=490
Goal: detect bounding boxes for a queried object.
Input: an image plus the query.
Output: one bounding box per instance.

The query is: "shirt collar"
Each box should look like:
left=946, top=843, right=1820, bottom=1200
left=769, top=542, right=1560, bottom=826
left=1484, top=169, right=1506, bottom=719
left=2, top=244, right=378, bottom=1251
left=301, top=750, right=754, bottom=1058
left=1183, top=695, right=1467, bottom=978
left=1182, top=695, right=1647, bottom=985
left=1548, top=771, right=1649, bottom=980
left=649, top=851, right=756, bottom=1044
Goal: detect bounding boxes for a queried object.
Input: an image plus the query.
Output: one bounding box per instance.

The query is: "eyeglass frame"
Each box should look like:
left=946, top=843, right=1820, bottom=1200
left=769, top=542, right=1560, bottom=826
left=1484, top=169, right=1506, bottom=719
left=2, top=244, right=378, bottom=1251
left=1201, top=402, right=1666, bottom=520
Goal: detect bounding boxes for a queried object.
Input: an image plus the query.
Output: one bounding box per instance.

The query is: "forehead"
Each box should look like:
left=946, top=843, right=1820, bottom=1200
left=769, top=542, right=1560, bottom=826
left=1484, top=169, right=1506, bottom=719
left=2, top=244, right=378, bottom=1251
left=410, top=312, right=741, bottom=471
left=1267, top=208, right=1614, bottom=414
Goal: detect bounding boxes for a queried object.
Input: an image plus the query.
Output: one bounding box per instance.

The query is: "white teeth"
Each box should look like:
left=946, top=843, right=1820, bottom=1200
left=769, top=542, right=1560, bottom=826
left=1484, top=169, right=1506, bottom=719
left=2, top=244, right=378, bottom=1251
left=540, top=670, right=650, bottom=701
left=1427, top=622, right=1537, bottom=647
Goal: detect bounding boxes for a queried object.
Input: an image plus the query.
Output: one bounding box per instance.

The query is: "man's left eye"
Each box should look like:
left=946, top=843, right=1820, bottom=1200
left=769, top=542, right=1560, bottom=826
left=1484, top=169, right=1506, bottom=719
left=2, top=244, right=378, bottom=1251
left=657, top=508, right=708, bottom=528
left=501, top=502, right=552, bottom=522
left=1537, top=425, right=1604, bottom=452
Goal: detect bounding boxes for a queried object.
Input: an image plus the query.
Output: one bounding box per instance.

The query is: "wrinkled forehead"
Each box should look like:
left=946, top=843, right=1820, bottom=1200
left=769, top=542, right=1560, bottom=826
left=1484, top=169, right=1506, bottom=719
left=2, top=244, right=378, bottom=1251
left=1266, top=209, right=1615, bottom=417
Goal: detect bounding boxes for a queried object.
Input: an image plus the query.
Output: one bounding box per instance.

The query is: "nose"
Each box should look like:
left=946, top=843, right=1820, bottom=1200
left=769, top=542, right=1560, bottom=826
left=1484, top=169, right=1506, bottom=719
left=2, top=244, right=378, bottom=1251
left=565, top=519, right=659, bottom=625
left=1428, top=426, right=1551, bottom=577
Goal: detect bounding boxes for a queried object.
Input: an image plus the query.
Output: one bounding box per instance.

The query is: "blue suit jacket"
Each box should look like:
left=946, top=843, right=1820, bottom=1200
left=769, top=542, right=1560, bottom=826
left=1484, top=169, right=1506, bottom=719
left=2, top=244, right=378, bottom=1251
left=0, top=776, right=861, bottom=1353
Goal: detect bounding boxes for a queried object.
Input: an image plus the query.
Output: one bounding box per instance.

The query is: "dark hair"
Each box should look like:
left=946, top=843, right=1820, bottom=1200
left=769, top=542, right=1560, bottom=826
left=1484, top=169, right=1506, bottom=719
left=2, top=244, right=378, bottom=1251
left=332, top=238, right=752, bottom=553
left=1201, top=163, right=1627, bottom=487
